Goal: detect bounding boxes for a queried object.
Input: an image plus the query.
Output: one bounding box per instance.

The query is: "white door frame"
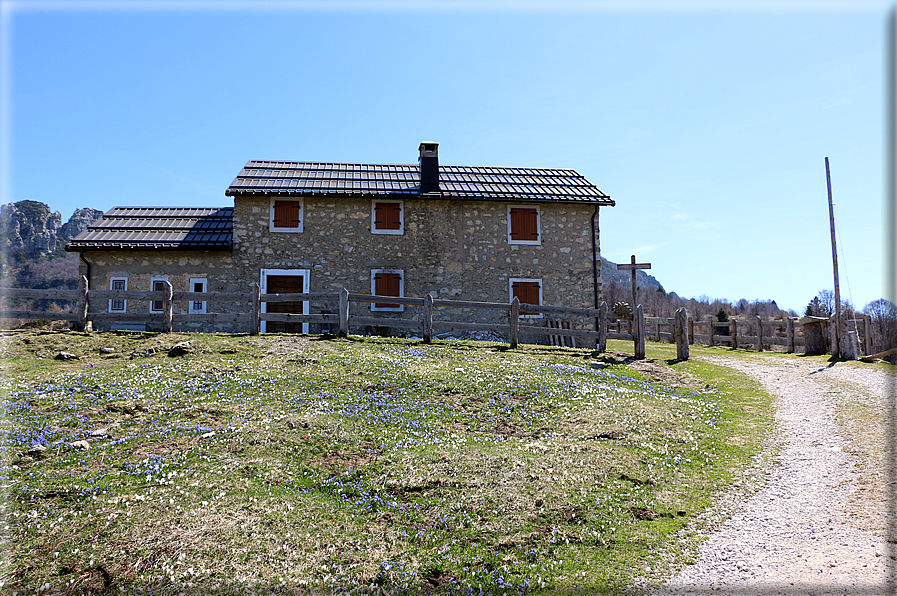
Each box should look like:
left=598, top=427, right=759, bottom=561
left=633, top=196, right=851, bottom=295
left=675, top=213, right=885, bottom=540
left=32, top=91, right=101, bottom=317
left=260, top=268, right=310, bottom=334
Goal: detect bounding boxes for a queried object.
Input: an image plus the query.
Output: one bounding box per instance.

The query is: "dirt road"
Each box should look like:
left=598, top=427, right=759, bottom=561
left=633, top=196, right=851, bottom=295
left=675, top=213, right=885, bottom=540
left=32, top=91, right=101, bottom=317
left=651, top=354, right=895, bottom=595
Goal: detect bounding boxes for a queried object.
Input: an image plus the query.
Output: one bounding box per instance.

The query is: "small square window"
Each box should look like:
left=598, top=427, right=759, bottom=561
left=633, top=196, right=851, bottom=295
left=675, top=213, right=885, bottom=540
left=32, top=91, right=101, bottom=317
left=372, top=201, right=404, bottom=235
left=189, top=278, right=207, bottom=314
left=270, top=198, right=303, bottom=232
left=508, top=206, right=540, bottom=245
left=510, top=278, right=542, bottom=318
left=109, top=278, right=127, bottom=312
left=150, top=277, right=169, bottom=313
left=372, top=270, right=404, bottom=311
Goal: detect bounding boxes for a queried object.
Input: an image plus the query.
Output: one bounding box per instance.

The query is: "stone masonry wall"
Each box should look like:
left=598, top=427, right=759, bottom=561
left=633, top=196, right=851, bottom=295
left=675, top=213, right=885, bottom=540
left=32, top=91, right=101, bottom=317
left=232, top=196, right=603, bottom=340
left=81, top=196, right=605, bottom=341
left=79, top=250, right=246, bottom=332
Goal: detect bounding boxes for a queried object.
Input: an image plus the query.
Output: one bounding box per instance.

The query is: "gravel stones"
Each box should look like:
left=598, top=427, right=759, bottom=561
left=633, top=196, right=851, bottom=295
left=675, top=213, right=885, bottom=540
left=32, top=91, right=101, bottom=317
left=650, top=356, right=892, bottom=595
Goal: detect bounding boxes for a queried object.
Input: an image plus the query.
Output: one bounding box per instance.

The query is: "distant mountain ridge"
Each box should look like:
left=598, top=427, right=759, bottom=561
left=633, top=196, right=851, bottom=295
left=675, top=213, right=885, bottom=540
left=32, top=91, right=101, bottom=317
left=601, top=257, right=664, bottom=293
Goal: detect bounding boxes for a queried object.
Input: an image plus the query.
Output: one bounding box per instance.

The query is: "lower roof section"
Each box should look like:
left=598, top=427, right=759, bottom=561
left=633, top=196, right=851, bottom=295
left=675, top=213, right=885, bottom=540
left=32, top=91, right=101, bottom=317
left=65, top=207, right=233, bottom=252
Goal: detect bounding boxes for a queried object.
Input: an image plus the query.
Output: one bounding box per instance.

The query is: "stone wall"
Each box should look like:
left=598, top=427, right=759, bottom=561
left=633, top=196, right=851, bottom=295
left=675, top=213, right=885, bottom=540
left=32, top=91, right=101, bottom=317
left=79, top=250, right=246, bottom=332
left=81, top=195, right=605, bottom=341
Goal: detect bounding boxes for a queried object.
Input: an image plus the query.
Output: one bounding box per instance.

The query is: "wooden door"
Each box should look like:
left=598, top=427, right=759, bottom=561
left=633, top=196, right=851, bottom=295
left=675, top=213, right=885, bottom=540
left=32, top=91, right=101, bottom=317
left=266, top=275, right=305, bottom=333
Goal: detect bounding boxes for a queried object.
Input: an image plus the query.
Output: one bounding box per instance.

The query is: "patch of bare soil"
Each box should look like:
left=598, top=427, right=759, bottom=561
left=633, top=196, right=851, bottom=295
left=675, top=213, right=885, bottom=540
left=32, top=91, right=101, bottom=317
left=599, top=351, right=711, bottom=392
left=262, top=334, right=325, bottom=357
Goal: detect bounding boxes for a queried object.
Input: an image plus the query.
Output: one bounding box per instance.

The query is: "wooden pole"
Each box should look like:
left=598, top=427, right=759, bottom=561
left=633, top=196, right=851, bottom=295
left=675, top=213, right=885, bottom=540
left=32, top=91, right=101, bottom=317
left=708, top=317, right=715, bottom=347
left=635, top=304, right=645, bottom=359
left=826, top=157, right=843, bottom=358
left=338, top=288, right=349, bottom=337
left=731, top=319, right=738, bottom=350
left=422, top=293, right=433, bottom=343
left=509, top=297, right=520, bottom=349
left=617, top=255, right=651, bottom=317
left=863, top=315, right=872, bottom=355
left=250, top=283, right=260, bottom=335
left=163, top=281, right=173, bottom=333
left=786, top=317, right=795, bottom=353
left=77, top=275, right=89, bottom=332
left=674, top=307, right=689, bottom=360
left=756, top=315, right=763, bottom=352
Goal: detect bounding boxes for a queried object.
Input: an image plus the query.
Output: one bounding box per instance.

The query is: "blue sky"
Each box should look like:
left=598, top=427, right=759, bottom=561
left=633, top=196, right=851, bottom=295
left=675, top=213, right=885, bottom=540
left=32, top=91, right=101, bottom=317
left=2, top=0, right=891, bottom=313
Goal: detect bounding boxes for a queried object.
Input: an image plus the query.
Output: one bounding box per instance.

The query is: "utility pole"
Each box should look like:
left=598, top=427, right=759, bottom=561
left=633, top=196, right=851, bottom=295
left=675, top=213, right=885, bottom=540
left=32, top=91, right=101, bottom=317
left=825, top=157, right=842, bottom=358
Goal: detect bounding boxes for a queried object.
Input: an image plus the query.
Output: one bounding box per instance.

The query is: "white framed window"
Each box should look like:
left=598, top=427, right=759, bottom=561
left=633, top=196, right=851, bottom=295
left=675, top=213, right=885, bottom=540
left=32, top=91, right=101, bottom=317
left=260, top=269, right=310, bottom=333
left=149, top=276, right=169, bottom=313
left=509, top=277, right=543, bottom=318
left=269, top=197, right=304, bottom=233
left=188, top=278, right=207, bottom=314
left=507, top=205, right=541, bottom=245
left=371, top=269, right=404, bottom=312
left=109, top=277, right=128, bottom=313
left=371, top=200, right=404, bottom=235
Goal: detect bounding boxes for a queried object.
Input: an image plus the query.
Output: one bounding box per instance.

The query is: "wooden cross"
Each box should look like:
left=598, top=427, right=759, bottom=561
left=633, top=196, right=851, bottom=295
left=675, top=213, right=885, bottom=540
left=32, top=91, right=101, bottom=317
left=616, top=254, right=651, bottom=314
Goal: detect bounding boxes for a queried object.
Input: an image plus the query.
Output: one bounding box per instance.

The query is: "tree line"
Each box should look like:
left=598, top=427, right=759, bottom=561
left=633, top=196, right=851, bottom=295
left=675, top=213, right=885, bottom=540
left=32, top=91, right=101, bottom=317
left=605, top=278, right=897, bottom=363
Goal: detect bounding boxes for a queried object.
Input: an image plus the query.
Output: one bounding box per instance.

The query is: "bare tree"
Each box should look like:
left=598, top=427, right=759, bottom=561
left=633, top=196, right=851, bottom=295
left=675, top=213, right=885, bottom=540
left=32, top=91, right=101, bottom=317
left=864, top=299, right=897, bottom=362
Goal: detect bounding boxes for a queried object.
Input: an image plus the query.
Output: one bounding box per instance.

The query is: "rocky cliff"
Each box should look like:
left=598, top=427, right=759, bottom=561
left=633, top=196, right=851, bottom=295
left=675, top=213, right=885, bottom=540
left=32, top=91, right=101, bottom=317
left=0, top=201, right=104, bottom=289
left=0, top=201, right=102, bottom=265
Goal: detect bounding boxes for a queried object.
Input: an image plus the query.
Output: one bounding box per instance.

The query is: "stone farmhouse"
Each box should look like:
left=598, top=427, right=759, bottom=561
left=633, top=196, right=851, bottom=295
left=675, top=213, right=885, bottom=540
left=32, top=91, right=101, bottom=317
left=66, top=143, right=615, bottom=337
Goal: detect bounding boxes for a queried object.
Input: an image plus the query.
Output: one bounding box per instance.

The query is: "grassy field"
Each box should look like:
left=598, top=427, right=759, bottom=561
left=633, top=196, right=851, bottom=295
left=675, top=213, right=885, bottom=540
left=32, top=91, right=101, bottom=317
left=2, top=330, right=774, bottom=595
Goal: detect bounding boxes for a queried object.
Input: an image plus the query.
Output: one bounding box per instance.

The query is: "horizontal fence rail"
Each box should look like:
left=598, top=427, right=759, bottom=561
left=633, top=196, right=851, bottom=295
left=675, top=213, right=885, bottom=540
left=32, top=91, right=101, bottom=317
left=0, top=278, right=874, bottom=357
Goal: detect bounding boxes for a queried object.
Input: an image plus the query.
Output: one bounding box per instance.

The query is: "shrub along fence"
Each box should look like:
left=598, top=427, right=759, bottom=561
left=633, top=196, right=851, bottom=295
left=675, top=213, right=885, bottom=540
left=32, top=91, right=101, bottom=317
left=0, top=278, right=871, bottom=359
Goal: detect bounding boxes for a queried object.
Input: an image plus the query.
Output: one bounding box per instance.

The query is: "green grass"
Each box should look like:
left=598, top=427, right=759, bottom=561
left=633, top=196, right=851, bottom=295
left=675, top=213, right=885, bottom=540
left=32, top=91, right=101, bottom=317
left=2, top=331, right=774, bottom=594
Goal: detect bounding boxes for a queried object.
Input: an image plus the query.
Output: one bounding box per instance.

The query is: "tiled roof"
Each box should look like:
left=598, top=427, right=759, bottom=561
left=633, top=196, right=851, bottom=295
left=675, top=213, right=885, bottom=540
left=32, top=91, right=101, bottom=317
left=65, top=207, right=233, bottom=252
left=226, top=161, right=614, bottom=205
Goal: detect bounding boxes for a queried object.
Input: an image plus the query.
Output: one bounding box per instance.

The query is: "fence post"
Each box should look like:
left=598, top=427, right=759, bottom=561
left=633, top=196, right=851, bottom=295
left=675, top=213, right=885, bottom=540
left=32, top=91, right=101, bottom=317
left=597, top=301, right=607, bottom=353
left=338, top=288, right=349, bottom=337
left=786, top=317, right=795, bottom=353
left=756, top=315, right=763, bottom=352
left=509, top=297, right=520, bottom=349
left=162, top=281, right=173, bottom=333
left=250, top=283, right=260, bottom=335
left=632, top=304, right=645, bottom=358
left=708, top=317, right=715, bottom=346
left=76, top=275, right=89, bottom=332
left=731, top=319, right=738, bottom=349
left=864, top=315, right=873, bottom=356
left=674, top=307, right=689, bottom=360
left=422, top=293, right=433, bottom=343
left=687, top=315, right=694, bottom=345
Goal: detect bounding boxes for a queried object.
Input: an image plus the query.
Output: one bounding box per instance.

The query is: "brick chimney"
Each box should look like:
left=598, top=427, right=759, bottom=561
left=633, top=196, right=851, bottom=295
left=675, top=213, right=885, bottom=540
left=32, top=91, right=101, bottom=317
left=419, top=142, right=439, bottom=194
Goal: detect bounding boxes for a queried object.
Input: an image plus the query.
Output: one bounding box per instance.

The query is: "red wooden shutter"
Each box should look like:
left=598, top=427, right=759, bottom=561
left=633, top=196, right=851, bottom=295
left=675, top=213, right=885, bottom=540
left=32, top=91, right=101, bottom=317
left=387, top=203, right=401, bottom=229
left=273, top=201, right=301, bottom=228
left=375, top=273, right=401, bottom=308
left=374, top=203, right=384, bottom=227
left=288, top=201, right=301, bottom=227
left=512, top=281, right=540, bottom=306
left=374, top=203, right=401, bottom=230
left=510, top=208, right=538, bottom=241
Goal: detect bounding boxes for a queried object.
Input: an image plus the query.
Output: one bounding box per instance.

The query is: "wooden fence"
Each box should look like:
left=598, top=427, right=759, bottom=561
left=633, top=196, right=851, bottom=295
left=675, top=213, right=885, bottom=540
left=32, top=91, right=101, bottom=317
left=643, top=314, right=873, bottom=356
left=0, top=278, right=614, bottom=350
left=0, top=278, right=872, bottom=357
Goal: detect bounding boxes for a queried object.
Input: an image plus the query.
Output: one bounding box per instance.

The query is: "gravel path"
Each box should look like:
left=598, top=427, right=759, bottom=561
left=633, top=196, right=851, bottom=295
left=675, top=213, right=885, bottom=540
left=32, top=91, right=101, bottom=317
left=650, top=355, right=895, bottom=596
